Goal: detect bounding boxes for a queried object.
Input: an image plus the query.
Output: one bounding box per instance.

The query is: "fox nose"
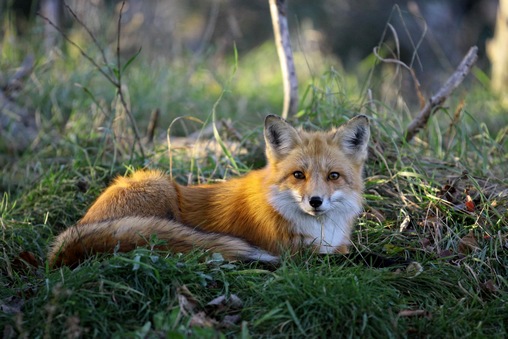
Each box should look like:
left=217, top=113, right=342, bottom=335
left=309, top=196, right=323, bottom=208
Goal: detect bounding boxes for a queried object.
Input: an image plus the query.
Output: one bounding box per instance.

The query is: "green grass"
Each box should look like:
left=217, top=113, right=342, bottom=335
left=1, top=14, right=508, bottom=338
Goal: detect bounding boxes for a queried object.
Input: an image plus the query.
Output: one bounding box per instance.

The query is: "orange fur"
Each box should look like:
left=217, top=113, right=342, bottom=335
left=48, top=115, right=370, bottom=267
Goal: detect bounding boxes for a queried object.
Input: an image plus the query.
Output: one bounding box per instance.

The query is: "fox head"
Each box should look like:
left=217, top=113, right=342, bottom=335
left=264, top=115, right=370, bottom=219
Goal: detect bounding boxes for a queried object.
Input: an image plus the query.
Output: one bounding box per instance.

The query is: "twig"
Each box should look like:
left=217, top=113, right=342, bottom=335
left=115, top=1, right=145, bottom=157
left=39, top=2, right=146, bottom=157
left=37, top=12, right=117, bottom=85
left=146, top=108, right=160, bottom=144
left=269, top=0, right=298, bottom=119
left=373, top=44, right=425, bottom=108
left=117, top=2, right=123, bottom=85
left=405, top=46, right=478, bottom=143
left=64, top=2, right=110, bottom=69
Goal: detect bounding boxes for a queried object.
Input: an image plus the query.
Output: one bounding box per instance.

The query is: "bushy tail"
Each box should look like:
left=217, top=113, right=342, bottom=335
left=48, top=216, right=279, bottom=268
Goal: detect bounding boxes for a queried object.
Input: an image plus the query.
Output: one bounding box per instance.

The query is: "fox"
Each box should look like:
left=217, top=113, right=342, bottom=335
left=48, top=114, right=370, bottom=268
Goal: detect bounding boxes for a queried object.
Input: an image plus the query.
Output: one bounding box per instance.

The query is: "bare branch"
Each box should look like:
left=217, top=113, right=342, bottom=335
left=405, top=46, right=478, bottom=143
left=64, top=2, right=110, bottom=70
left=37, top=12, right=118, bottom=86
left=38, top=2, right=145, bottom=157
left=146, top=108, right=160, bottom=144
left=116, top=1, right=145, bottom=158
left=269, top=0, right=298, bottom=119
left=373, top=46, right=425, bottom=108
left=117, top=1, right=124, bottom=84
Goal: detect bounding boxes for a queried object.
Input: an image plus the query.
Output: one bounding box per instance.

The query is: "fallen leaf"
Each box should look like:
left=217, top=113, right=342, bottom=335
left=438, top=249, right=454, bottom=258
left=189, top=311, right=217, bottom=328
left=363, top=207, right=385, bottom=222
left=465, top=195, right=475, bottom=212
left=220, top=314, right=242, bottom=328
left=458, top=231, right=479, bottom=254
left=383, top=244, right=405, bottom=255
left=65, top=315, right=84, bottom=339
left=206, top=295, right=227, bottom=307
left=438, top=183, right=458, bottom=203
left=75, top=179, right=89, bottom=193
left=177, top=285, right=198, bottom=316
left=399, top=215, right=411, bottom=232
left=11, top=251, right=39, bottom=272
left=0, top=296, right=24, bottom=314
left=206, top=294, right=243, bottom=310
left=405, top=261, right=424, bottom=277
left=398, top=309, right=427, bottom=317
left=420, top=238, right=432, bottom=249
left=481, top=280, right=498, bottom=294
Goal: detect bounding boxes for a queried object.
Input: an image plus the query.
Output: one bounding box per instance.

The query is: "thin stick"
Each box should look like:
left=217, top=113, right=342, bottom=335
left=39, top=2, right=146, bottom=157
left=269, top=0, right=298, bottom=119
left=64, top=2, right=110, bottom=70
left=117, top=2, right=123, bottom=85
left=146, top=108, right=160, bottom=144
left=37, top=12, right=117, bottom=86
left=115, top=1, right=145, bottom=157
left=405, top=46, right=478, bottom=143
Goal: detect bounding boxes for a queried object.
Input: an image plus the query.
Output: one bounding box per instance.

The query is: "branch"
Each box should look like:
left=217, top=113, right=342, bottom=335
left=269, top=0, right=298, bottom=119
left=37, top=11, right=118, bottom=86
left=405, top=46, right=478, bottom=142
left=115, top=1, right=145, bottom=157
left=64, top=2, right=110, bottom=69
left=39, top=2, right=145, bottom=158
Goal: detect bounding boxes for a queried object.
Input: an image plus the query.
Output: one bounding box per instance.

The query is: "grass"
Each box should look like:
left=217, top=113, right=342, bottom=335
left=1, top=10, right=508, bottom=338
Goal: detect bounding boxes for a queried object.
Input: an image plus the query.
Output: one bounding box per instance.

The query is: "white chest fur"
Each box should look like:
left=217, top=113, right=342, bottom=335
left=269, top=188, right=362, bottom=253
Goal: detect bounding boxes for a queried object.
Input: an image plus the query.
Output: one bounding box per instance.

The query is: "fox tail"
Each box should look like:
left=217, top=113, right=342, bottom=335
left=48, top=216, right=279, bottom=267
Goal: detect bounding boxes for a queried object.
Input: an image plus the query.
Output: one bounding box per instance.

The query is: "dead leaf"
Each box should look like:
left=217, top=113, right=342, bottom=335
left=458, top=231, right=479, bottom=254
left=420, top=238, right=432, bottom=249
left=383, top=244, right=405, bottom=255
left=65, top=315, right=84, bottom=339
left=398, top=309, right=427, bottom=317
left=75, top=179, right=89, bottom=193
left=405, top=262, right=423, bottom=277
left=399, top=215, right=411, bottom=232
left=207, top=294, right=243, bottom=309
left=0, top=296, right=24, bottom=314
left=438, top=183, right=458, bottom=203
left=206, top=295, right=227, bottom=307
left=438, top=249, right=454, bottom=258
left=220, top=314, right=242, bottom=328
left=11, top=251, right=39, bottom=272
left=189, top=311, right=217, bottom=328
left=363, top=207, right=386, bottom=222
left=177, top=285, right=198, bottom=316
left=481, top=280, right=498, bottom=294
left=465, top=195, right=475, bottom=212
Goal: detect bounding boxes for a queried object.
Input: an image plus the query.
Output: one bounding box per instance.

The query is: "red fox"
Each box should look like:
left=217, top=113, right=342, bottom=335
left=48, top=115, right=370, bottom=267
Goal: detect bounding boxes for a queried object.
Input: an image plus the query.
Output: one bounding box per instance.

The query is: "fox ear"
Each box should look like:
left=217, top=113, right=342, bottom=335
left=264, top=115, right=301, bottom=159
left=334, top=115, right=370, bottom=162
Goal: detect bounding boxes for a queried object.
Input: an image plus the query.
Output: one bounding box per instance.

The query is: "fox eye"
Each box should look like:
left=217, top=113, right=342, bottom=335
left=328, top=172, right=340, bottom=180
left=293, top=171, right=305, bottom=179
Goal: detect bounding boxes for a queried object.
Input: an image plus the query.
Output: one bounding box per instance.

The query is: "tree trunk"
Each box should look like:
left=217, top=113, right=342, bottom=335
left=269, top=0, right=298, bottom=119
